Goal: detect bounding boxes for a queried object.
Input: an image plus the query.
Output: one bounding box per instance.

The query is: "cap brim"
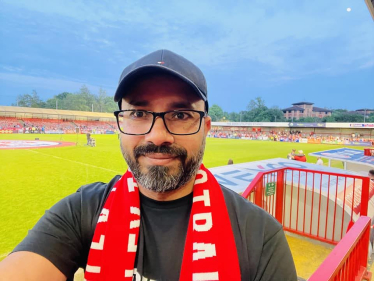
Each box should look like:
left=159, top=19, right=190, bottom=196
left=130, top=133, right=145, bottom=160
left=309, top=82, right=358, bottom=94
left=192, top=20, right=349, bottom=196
left=114, top=65, right=207, bottom=105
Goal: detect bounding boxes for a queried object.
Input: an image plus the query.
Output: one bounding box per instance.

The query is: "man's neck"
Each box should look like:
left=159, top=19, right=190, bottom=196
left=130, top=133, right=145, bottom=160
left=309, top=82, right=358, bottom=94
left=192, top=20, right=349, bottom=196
left=138, top=179, right=195, bottom=201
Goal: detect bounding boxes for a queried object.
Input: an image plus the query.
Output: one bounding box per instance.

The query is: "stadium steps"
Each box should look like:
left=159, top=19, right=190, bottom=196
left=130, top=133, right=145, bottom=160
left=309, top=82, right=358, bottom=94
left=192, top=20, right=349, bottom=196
left=106, top=122, right=115, bottom=129
left=285, top=233, right=333, bottom=280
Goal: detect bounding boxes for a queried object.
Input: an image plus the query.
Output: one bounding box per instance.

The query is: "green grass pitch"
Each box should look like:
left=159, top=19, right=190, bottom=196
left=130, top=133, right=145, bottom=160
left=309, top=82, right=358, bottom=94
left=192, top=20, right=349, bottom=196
left=0, top=133, right=362, bottom=259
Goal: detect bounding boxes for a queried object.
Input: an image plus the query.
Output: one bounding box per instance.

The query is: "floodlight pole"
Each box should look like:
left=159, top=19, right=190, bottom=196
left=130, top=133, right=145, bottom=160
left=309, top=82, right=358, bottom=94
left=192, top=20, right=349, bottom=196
left=364, top=109, right=366, bottom=123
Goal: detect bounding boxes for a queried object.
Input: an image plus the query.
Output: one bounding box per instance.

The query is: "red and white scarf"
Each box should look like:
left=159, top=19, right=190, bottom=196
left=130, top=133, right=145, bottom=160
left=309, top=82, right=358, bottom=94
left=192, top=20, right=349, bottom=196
left=84, top=164, right=241, bottom=280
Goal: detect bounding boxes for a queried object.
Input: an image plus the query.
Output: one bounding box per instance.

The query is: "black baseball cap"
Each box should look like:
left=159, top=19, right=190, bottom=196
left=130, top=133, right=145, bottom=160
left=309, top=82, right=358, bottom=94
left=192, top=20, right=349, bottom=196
left=114, top=50, right=208, bottom=112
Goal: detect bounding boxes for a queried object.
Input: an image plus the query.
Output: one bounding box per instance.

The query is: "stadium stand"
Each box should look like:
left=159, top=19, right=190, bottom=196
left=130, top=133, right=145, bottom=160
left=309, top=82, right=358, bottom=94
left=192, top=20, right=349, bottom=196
left=72, top=120, right=116, bottom=134
left=209, top=128, right=374, bottom=145
left=0, top=117, right=22, bottom=130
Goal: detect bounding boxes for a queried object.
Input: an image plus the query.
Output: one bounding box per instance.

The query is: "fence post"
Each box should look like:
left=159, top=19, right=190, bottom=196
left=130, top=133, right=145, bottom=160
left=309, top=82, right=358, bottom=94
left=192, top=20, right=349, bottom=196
left=275, top=169, right=284, bottom=224
left=360, top=177, right=370, bottom=216
left=255, top=180, right=263, bottom=209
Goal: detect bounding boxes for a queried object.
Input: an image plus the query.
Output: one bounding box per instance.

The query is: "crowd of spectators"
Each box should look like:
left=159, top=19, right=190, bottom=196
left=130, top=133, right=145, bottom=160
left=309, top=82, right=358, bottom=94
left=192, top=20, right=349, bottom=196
left=0, top=117, right=118, bottom=134
left=73, top=120, right=116, bottom=134
left=208, top=129, right=374, bottom=144
left=0, top=117, right=22, bottom=130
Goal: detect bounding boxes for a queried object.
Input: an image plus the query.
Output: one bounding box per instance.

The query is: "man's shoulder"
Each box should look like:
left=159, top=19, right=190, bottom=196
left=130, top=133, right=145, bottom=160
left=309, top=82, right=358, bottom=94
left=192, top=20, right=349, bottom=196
left=76, top=175, right=121, bottom=201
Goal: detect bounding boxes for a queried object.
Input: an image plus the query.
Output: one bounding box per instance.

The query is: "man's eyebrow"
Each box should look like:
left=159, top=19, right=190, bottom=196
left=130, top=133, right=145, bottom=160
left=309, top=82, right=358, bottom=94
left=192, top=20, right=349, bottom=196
left=169, top=101, right=194, bottom=109
left=126, top=100, right=195, bottom=109
left=127, top=100, right=149, bottom=107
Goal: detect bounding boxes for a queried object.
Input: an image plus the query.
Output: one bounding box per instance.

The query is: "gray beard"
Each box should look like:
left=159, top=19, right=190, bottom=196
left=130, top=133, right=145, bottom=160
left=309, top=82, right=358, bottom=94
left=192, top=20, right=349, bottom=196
left=121, top=139, right=205, bottom=193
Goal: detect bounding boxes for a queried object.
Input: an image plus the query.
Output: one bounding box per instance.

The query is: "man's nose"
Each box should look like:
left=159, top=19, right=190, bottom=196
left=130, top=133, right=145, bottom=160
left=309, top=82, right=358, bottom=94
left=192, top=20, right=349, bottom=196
left=144, top=117, right=174, bottom=146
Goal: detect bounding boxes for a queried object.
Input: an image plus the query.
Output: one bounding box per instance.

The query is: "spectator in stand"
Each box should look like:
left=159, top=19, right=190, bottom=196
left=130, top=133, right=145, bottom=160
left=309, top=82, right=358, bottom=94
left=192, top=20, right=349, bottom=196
left=316, top=157, right=323, bottom=166
left=287, top=149, right=296, bottom=160
left=294, top=150, right=307, bottom=162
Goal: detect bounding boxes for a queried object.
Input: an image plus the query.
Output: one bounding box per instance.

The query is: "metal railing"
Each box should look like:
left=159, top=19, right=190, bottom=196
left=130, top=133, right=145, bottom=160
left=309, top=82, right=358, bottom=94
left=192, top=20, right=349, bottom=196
left=308, top=216, right=371, bottom=281
left=242, top=167, right=372, bottom=280
left=242, top=167, right=371, bottom=244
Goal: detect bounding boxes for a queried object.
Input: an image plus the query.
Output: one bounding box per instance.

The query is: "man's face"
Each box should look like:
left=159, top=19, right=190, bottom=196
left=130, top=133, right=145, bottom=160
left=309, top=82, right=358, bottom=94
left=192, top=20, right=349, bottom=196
left=119, top=73, right=211, bottom=193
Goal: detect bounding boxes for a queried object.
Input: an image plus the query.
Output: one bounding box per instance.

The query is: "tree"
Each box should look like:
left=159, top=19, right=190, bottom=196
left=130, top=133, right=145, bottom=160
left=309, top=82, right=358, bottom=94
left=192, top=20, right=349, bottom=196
left=247, top=97, right=266, bottom=111
left=245, top=97, right=268, bottom=121
left=267, top=107, right=286, bottom=122
left=228, top=112, right=240, bottom=122
left=96, top=88, right=107, bottom=112
left=104, top=96, right=118, bottom=112
left=209, top=104, right=224, bottom=122
left=15, top=90, right=45, bottom=108
left=367, top=113, right=374, bottom=123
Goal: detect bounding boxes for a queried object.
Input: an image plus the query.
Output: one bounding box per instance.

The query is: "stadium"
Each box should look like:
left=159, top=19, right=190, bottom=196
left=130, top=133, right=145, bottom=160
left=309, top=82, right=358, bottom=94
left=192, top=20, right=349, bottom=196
left=1, top=103, right=374, bottom=280
left=1, top=1, right=374, bottom=280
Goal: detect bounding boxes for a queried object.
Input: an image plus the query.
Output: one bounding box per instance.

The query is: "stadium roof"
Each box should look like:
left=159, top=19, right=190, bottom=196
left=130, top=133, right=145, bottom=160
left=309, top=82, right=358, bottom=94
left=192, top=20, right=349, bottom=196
left=365, top=0, right=374, bottom=20
left=0, top=106, right=116, bottom=119
left=356, top=108, right=374, bottom=111
left=292, top=102, right=314, bottom=105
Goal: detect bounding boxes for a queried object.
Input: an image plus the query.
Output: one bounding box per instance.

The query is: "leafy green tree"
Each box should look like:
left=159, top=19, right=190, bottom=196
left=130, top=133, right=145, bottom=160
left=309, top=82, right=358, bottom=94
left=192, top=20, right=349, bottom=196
left=367, top=113, right=374, bottom=123
left=228, top=112, right=240, bottom=122
left=322, top=115, right=336, bottom=122
left=267, top=107, right=286, bottom=122
left=245, top=97, right=267, bottom=121
left=209, top=104, right=224, bottom=121
left=15, top=90, right=45, bottom=108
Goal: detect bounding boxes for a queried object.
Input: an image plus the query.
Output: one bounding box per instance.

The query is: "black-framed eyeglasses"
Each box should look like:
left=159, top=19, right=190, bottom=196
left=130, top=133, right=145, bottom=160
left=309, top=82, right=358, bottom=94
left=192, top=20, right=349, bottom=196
left=113, top=109, right=207, bottom=135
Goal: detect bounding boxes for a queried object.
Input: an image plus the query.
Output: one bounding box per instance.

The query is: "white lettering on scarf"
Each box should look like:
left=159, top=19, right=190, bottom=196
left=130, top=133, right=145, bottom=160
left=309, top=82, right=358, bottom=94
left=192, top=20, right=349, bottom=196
left=193, top=213, right=213, bottom=232
left=194, top=170, right=208, bottom=185
left=98, top=208, right=109, bottom=223
left=127, top=206, right=141, bottom=252
left=193, top=242, right=216, bottom=260
left=192, top=272, right=219, bottom=280
left=90, top=235, right=105, bottom=250
left=130, top=206, right=140, bottom=229
left=86, top=265, right=101, bottom=274
left=127, top=234, right=137, bottom=252
left=127, top=178, right=138, bottom=192
left=193, top=189, right=210, bottom=206
left=124, top=269, right=134, bottom=277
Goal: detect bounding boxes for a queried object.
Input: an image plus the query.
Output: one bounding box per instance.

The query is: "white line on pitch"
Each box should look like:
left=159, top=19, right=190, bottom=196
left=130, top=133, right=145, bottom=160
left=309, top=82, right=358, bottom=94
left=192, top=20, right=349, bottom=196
left=26, top=149, right=122, bottom=174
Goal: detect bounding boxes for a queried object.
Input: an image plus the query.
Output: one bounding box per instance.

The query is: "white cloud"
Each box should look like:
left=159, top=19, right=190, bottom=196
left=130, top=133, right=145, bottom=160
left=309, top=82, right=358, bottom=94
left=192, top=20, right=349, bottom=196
left=0, top=72, right=116, bottom=95
left=2, top=0, right=373, bottom=79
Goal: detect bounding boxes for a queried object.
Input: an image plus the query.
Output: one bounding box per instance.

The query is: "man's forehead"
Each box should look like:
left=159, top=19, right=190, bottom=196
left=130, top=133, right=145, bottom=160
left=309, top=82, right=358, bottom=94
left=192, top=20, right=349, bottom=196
left=124, top=97, right=199, bottom=109
left=123, top=73, right=203, bottom=105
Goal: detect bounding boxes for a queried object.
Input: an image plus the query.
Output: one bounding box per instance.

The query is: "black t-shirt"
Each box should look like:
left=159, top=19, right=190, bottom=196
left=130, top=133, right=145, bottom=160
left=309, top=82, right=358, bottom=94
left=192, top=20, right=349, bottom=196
left=136, top=192, right=192, bottom=280
left=13, top=176, right=297, bottom=281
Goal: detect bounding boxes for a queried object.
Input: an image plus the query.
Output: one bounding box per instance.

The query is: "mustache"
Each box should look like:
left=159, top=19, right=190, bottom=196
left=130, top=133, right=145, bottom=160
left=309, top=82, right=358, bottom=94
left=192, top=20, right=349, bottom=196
left=134, top=143, right=187, bottom=159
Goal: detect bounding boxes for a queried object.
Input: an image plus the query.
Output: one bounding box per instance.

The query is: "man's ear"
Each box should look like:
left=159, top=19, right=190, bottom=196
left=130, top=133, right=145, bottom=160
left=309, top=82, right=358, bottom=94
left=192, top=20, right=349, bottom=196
left=204, top=115, right=211, bottom=136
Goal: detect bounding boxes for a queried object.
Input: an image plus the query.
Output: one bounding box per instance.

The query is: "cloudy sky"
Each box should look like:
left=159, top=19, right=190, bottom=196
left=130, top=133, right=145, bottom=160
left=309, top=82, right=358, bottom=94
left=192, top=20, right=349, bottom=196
left=0, top=0, right=373, bottom=112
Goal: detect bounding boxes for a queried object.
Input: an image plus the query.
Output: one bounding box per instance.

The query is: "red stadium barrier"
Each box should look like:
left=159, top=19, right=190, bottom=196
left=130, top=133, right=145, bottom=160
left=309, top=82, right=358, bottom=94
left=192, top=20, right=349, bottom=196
left=308, top=216, right=371, bottom=281
left=242, top=167, right=371, bottom=244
